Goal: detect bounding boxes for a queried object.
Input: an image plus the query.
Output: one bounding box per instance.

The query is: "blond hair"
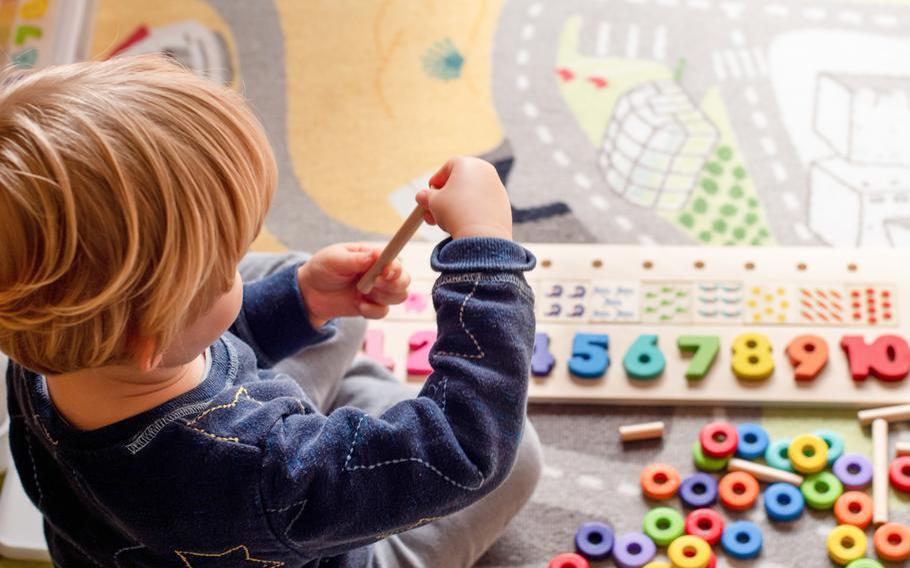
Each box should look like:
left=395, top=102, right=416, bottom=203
left=0, top=55, right=277, bottom=374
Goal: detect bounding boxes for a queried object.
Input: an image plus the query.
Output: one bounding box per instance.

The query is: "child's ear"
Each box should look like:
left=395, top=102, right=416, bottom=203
left=132, top=338, right=163, bottom=373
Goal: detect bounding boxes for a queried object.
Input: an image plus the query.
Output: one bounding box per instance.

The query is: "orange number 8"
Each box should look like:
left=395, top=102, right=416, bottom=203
left=731, top=333, right=774, bottom=381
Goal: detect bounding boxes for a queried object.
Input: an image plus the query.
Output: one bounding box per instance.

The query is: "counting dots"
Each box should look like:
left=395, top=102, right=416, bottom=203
left=765, top=439, right=794, bottom=472
left=642, top=507, right=685, bottom=546
left=548, top=552, right=589, bottom=568
left=834, top=491, right=873, bottom=529
left=890, top=456, right=910, bottom=493
left=827, top=524, right=867, bottom=565
left=699, top=422, right=738, bottom=458
left=613, top=532, right=657, bottom=568
left=801, top=471, right=843, bottom=510
left=787, top=434, right=828, bottom=474
left=679, top=473, right=718, bottom=509
left=667, top=535, right=711, bottom=568
left=763, top=482, right=805, bottom=522
left=573, top=521, right=614, bottom=561
left=640, top=464, right=681, bottom=500
left=735, top=423, right=769, bottom=460
left=874, top=523, right=910, bottom=562
left=718, top=471, right=759, bottom=511
left=832, top=454, right=873, bottom=490
left=685, top=508, right=723, bottom=546
left=721, top=520, right=763, bottom=560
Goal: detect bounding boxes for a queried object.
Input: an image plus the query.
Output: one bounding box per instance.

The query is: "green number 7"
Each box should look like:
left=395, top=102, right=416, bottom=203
left=677, top=336, right=720, bottom=380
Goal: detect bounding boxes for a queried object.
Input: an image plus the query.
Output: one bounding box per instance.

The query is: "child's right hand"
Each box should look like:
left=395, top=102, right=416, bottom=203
left=415, top=157, right=512, bottom=241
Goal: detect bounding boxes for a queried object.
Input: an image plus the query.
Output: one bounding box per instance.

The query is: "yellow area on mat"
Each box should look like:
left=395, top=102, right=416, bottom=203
left=89, top=0, right=237, bottom=77
left=276, top=0, right=505, bottom=235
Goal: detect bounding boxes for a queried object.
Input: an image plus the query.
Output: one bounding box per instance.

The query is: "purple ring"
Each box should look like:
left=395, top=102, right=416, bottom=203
left=574, top=521, right=614, bottom=560
left=613, top=532, right=656, bottom=568
left=832, top=454, right=873, bottom=490
left=679, top=472, right=718, bottom=508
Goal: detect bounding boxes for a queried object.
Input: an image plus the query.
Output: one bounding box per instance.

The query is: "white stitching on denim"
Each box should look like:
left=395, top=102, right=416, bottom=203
left=342, top=413, right=484, bottom=491
left=434, top=275, right=484, bottom=360
left=186, top=386, right=261, bottom=426
left=125, top=402, right=211, bottom=455
left=266, top=499, right=307, bottom=514
left=282, top=500, right=308, bottom=540
left=33, top=413, right=58, bottom=446
left=440, top=376, right=448, bottom=412
left=114, top=544, right=144, bottom=567
left=23, top=430, right=43, bottom=508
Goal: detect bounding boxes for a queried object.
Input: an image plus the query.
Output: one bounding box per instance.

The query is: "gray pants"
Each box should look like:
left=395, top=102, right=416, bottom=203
left=240, top=253, right=543, bottom=568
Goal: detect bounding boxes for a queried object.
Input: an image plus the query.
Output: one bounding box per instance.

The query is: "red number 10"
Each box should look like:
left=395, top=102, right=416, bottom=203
left=840, top=334, right=910, bottom=382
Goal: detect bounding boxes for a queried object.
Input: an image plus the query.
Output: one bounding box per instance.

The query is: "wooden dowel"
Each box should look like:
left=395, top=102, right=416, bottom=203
left=858, top=404, right=910, bottom=426
left=356, top=205, right=426, bottom=294
left=873, top=418, right=889, bottom=525
left=728, top=458, right=804, bottom=486
left=896, top=441, right=910, bottom=457
left=619, top=421, right=665, bottom=442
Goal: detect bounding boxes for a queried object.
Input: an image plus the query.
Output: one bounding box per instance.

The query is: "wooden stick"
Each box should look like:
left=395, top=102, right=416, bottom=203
left=858, top=404, right=910, bottom=426
left=896, top=441, right=910, bottom=457
left=356, top=205, right=426, bottom=294
left=619, top=421, right=665, bottom=442
left=873, top=418, right=889, bottom=525
left=728, top=458, right=804, bottom=486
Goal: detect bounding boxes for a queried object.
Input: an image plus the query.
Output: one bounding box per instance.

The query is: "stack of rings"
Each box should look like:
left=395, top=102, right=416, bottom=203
left=642, top=507, right=685, bottom=546
left=735, top=423, right=769, bottom=459
left=667, top=535, right=712, bottom=568
left=548, top=553, right=589, bottom=568
left=834, top=492, right=873, bottom=529
left=833, top=454, right=873, bottom=490
left=573, top=522, right=613, bottom=561
left=874, top=523, right=910, bottom=562
left=685, top=508, right=724, bottom=545
left=718, top=471, right=760, bottom=511
left=889, top=456, right=910, bottom=493
left=814, top=429, right=844, bottom=466
left=613, top=532, right=657, bottom=568
left=765, top=439, right=794, bottom=471
left=679, top=473, right=719, bottom=508
left=692, top=441, right=728, bottom=472
left=827, top=525, right=867, bottom=565
left=801, top=471, right=844, bottom=510
left=787, top=434, right=828, bottom=474
left=763, top=482, right=805, bottom=522
left=640, top=464, right=681, bottom=500
left=720, top=521, right=763, bottom=560
left=699, top=422, right=738, bottom=458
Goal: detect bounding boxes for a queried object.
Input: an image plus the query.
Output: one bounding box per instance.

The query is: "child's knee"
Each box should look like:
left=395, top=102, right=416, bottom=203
left=508, top=419, right=543, bottom=502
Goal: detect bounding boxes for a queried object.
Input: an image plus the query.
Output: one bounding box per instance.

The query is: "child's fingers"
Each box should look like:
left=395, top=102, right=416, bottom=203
left=415, top=191, right=438, bottom=225
left=358, top=300, right=390, bottom=320
left=365, top=288, right=408, bottom=306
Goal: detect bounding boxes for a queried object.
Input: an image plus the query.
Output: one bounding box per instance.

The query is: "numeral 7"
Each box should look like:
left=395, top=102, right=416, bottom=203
left=677, top=336, right=720, bottom=380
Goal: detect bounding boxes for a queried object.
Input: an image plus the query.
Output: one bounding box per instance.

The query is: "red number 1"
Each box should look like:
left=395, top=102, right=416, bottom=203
left=841, top=334, right=910, bottom=382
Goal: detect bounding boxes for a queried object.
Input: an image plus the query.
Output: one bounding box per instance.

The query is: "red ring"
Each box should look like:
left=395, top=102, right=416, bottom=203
left=890, top=456, right=910, bottom=493
left=718, top=471, right=759, bottom=511
left=874, top=523, right=910, bottom=562
left=834, top=491, right=873, bottom=529
left=640, top=463, right=681, bottom=500
left=685, top=508, right=724, bottom=546
left=707, top=552, right=717, bottom=568
left=548, top=552, right=590, bottom=568
left=699, top=422, right=739, bottom=458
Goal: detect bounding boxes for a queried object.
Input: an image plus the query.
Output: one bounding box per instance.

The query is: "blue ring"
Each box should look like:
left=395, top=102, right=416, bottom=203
left=763, top=482, right=805, bottom=522
left=574, top=521, right=614, bottom=561
left=721, top=520, right=763, bottom=559
left=736, top=423, right=769, bottom=459
left=764, top=439, right=794, bottom=471
left=813, top=429, right=844, bottom=466
left=678, top=472, right=718, bottom=509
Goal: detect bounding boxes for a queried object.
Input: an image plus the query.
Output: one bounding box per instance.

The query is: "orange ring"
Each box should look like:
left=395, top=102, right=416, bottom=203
left=874, top=523, right=910, bottom=561
left=718, top=471, right=759, bottom=511
left=640, top=463, right=681, bottom=500
left=833, top=491, right=873, bottom=529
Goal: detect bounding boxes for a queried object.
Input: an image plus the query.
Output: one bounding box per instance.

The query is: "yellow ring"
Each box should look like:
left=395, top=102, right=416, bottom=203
left=827, top=524, right=867, bottom=565
left=788, top=434, right=828, bottom=473
left=667, top=535, right=711, bottom=568
left=643, top=563, right=671, bottom=568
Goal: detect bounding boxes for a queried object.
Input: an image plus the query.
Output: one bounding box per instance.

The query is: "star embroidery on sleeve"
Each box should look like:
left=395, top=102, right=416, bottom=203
left=174, top=545, right=283, bottom=567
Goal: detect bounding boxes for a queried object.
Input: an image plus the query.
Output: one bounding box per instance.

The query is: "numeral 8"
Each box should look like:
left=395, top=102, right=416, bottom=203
left=731, top=333, right=774, bottom=381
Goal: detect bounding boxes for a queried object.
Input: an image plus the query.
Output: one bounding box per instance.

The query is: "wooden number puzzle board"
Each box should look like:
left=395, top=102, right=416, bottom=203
left=366, top=243, right=910, bottom=408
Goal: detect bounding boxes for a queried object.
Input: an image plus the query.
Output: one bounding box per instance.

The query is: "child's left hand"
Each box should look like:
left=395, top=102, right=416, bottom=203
left=296, top=244, right=410, bottom=328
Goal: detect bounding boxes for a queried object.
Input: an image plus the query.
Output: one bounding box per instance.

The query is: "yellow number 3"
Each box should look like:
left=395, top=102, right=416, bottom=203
left=732, top=333, right=774, bottom=381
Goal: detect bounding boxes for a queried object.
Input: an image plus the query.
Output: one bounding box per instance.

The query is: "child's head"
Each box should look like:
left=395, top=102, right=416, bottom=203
left=0, top=55, right=277, bottom=375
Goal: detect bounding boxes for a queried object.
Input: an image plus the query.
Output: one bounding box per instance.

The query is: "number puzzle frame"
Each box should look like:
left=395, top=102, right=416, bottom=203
left=365, top=244, right=909, bottom=408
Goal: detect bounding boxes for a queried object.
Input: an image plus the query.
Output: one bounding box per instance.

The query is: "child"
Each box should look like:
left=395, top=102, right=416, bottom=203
left=0, top=55, right=541, bottom=567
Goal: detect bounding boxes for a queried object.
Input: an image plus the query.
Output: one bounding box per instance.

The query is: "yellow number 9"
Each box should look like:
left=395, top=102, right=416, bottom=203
left=732, top=333, right=774, bottom=381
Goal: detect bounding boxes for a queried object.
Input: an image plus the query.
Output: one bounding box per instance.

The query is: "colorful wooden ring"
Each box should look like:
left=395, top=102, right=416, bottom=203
left=889, top=456, right=910, bottom=493
left=699, top=422, right=738, bottom=458
left=763, top=482, right=805, bottom=522
left=679, top=473, right=718, bottom=509
left=875, top=523, right=910, bottom=561
left=667, top=535, right=711, bottom=568
left=827, top=525, right=867, bottom=565
left=574, top=521, right=614, bottom=561
left=834, top=491, right=873, bottom=529
left=720, top=520, right=763, bottom=560
left=718, top=471, right=759, bottom=511
left=845, top=560, right=884, bottom=568
left=640, top=464, right=681, bottom=500
left=735, top=423, right=769, bottom=460
left=832, top=454, right=873, bottom=490
left=548, top=552, right=590, bottom=568
left=787, top=434, right=828, bottom=474
left=642, top=507, right=685, bottom=546
left=613, top=532, right=657, bottom=568
left=692, top=440, right=728, bottom=472
left=801, top=471, right=843, bottom=510
left=764, top=439, right=794, bottom=472
left=814, top=429, right=845, bottom=466
left=685, top=508, right=724, bottom=546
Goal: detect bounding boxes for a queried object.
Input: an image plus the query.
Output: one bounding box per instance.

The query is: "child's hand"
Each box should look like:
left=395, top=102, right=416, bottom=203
left=297, top=244, right=410, bottom=327
left=415, top=156, right=512, bottom=240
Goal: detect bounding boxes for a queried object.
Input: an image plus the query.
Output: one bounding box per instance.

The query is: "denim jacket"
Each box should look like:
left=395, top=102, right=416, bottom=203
left=8, top=237, right=536, bottom=567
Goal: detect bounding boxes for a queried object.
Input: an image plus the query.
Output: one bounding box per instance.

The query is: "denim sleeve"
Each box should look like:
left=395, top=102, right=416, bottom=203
left=229, top=263, right=335, bottom=368
left=259, top=238, right=536, bottom=558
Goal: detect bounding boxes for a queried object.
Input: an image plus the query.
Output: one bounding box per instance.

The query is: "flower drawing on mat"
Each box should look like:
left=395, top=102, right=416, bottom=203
left=422, top=38, right=464, bottom=81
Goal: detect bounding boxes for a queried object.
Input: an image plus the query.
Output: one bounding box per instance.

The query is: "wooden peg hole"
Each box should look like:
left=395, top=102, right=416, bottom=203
left=744, top=261, right=755, bottom=270
left=643, top=260, right=654, bottom=269
left=848, top=263, right=858, bottom=272
left=541, top=259, right=552, bottom=268
left=797, top=262, right=807, bottom=271
left=694, top=260, right=705, bottom=269
left=592, top=259, right=603, bottom=268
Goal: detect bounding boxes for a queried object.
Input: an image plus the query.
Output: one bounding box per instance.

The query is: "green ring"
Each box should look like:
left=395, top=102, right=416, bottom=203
left=801, top=471, right=843, bottom=510
left=846, top=559, right=884, bottom=568
left=764, top=439, right=793, bottom=472
left=642, top=507, right=685, bottom=546
left=692, top=440, right=728, bottom=472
